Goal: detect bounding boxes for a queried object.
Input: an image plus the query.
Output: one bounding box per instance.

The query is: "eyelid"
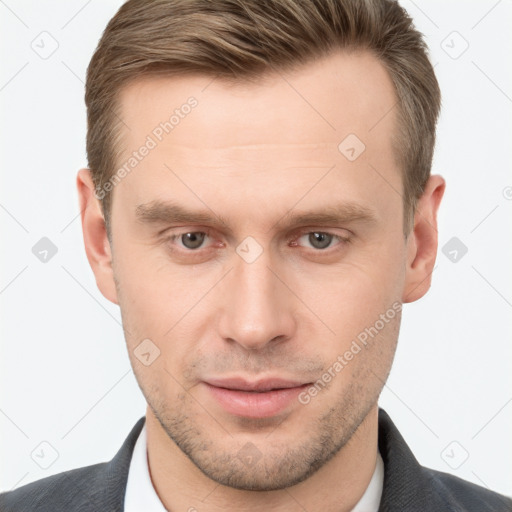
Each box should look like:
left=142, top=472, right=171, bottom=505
left=291, top=229, right=352, bottom=249
left=164, top=227, right=352, bottom=251
left=166, top=228, right=215, bottom=249
left=291, top=226, right=352, bottom=239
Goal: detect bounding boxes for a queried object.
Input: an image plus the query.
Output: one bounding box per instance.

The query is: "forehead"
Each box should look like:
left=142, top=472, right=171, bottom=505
left=117, top=48, right=397, bottom=148
left=112, top=49, right=401, bottom=228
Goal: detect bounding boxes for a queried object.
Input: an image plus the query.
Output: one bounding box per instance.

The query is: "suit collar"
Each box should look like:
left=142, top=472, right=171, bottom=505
left=103, top=416, right=146, bottom=510
left=107, top=410, right=448, bottom=511
left=377, top=408, right=455, bottom=511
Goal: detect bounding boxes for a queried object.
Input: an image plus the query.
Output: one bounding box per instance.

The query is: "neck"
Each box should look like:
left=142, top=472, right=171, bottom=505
left=145, top=405, right=379, bottom=512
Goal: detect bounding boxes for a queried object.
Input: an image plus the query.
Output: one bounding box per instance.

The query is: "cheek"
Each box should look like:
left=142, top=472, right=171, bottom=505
left=296, top=243, right=406, bottom=345
left=113, top=248, right=178, bottom=341
left=113, top=246, right=224, bottom=376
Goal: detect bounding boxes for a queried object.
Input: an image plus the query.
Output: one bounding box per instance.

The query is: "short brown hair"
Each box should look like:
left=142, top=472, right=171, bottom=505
left=85, top=0, right=440, bottom=237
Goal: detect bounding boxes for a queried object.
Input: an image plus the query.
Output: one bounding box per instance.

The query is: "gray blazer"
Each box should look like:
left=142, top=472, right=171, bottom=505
left=1, top=409, right=511, bottom=511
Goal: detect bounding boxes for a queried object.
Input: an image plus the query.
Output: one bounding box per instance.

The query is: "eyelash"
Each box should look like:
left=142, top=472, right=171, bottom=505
left=165, top=229, right=351, bottom=253
left=291, top=229, right=351, bottom=250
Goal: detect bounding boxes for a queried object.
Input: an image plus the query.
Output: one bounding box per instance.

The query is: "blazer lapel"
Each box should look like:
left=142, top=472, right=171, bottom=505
left=87, top=416, right=146, bottom=511
left=377, top=409, right=452, bottom=512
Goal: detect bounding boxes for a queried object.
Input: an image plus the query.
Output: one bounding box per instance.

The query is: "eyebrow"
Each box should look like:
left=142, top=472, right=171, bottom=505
left=135, top=200, right=377, bottom=233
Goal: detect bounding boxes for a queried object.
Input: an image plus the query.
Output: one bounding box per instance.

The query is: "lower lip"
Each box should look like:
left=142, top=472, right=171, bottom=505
left=204, top=383, right=309, bottom=418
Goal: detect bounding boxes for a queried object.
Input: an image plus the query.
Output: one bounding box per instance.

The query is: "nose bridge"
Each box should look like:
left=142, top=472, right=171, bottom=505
left=218, top=245, right=295, bottom=350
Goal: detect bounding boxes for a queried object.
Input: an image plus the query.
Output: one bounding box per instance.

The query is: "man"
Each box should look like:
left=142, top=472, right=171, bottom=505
left=1, top=0, right=510, bottom=510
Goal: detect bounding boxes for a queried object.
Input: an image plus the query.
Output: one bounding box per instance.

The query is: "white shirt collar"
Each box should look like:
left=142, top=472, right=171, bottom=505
left=351, top=449, right=384, bottom=512
left=124, top=423, right=167, bottom=512
left=124, top=423, right=384, bottom=512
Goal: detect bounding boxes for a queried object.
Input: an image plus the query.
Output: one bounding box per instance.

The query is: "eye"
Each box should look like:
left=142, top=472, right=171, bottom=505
left=295, top=231, right=348, bottom=250
left=173, top=231, right=209, bottom=250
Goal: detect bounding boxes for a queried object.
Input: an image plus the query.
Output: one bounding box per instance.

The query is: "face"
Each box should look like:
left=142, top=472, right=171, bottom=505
left=79, top=49, right=442, bottom=491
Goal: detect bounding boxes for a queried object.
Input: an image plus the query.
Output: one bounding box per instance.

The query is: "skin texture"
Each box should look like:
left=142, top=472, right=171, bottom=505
left=77, top=49, right=445, bottom=512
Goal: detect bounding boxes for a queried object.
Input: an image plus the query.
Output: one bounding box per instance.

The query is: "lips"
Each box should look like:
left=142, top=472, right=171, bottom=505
left=205, top=377, right=306, bottom=392
left=203, top=377, right=310, bottom=418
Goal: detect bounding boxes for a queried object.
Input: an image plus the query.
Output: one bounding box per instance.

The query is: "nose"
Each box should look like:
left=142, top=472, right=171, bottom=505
left=217, top=248, right=297, bottom=351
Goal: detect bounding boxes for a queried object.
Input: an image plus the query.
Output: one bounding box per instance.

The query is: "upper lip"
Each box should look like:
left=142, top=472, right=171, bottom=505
left=204, top=377, right=308, bottom=392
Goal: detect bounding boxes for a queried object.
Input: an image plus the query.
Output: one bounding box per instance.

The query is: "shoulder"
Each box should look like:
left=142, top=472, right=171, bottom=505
left=377, top=408, right=512, bottom=511
left=423, top=466, right=512, bottom=511
left=0, top=417, right=145, bottom=512
left=0, top=462, right=109, bottom=512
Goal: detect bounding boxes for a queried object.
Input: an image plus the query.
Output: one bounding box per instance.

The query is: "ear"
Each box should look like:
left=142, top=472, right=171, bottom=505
left=402, top=174, right=445, bottom=303
left=76, top=168, right=119, bottom=305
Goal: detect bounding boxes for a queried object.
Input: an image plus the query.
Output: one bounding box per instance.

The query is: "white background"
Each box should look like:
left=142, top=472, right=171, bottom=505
left=1, top=0, right=511, bottom=498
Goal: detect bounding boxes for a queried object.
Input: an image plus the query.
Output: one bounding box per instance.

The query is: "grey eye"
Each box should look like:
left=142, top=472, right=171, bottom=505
left=308, top=232, right=333, bottom=249
left=181, top=232, right=206, bottom=249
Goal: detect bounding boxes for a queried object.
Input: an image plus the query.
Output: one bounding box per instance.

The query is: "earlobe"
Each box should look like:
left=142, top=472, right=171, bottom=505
left=402, top=175, right=446, bottom=303
left=76, top=168, right=119, bottom=305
